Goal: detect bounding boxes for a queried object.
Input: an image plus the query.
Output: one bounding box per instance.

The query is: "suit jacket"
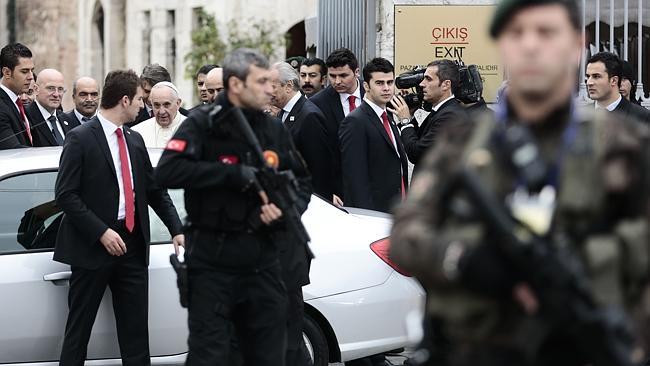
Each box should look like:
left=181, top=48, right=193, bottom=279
left=25, top=102, right=80, bottom=147
left=309, top=83, right=365, bottom=198
left=401, top=98, right=468, bottom=171
left=339, top=101, right=409, bottom=213
left=283, top=94, right=336, bottom=200
left=0, top=87, right=32, bottom=149
left=128, top=105, right=190, bottom=127
left=613, top=96, right=650, bottom=124
left=54, top=117, right=183, bottom=269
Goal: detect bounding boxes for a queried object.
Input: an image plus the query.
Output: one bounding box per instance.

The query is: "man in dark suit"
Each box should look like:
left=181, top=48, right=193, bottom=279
left=310, top=48, right=365, bottom=205
left=270, top=61, right=335, bottom=201
left=62, top=76, right=100, bottom=127
left=25, top=69, right=79, bottom=147
left=0, top=42, right=35, bottom=149
left=339, top=57, right=409, bottom=214
left=586, top=52, right=650, bottom=124
left=392, top=59, right=469, bottom=172
left=55, top=69, right=184, bottom=366
left=129, top=64, right=189, bottom=126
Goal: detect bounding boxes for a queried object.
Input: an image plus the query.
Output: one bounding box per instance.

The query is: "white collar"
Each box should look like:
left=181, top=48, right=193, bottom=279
left=595, top=95, right=622, bottom=112
left=432, top=95, right=455, bottom=112
left=75, top=108, right=95, bottom=123
left=0, top=83, right=19, bottom=106
left=363, top=97, right=387, bottom=120
left=97, top=111, right=122, bottom=138
left=283, top=92, right=302, bottom=115
left=339, top=80, right=362, bottom=103
left=35, top=100, right=56, bottom=122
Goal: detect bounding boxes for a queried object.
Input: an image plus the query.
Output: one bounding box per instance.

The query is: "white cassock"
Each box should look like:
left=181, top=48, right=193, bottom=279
left=131, top=112, right=187, bottom=148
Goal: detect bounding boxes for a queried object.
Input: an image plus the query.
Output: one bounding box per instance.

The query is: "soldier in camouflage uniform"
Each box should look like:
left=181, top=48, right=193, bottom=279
left=391, top=0, right=650, bottom=365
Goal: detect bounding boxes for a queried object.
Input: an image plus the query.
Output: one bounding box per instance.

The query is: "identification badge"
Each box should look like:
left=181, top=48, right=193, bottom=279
left=507, top=185, right=557, bottom=236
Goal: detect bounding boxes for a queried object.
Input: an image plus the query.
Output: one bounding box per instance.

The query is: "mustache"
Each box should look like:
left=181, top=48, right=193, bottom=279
left=302, top=83, right=313, bottom=88
left=81, top=101, right=97, bottom=107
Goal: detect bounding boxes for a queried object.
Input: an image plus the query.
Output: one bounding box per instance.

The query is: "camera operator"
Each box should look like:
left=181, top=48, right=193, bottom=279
left=389, top=59, right=469, bottom=173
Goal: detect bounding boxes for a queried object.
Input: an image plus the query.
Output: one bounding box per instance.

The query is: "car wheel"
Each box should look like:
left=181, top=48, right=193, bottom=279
left=303, top=312, right=329, bottom=366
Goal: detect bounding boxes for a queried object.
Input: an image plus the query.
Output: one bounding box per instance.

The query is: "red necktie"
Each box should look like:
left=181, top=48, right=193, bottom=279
left=348, top=95, right=357, bottom=112
left=15, top=98, right=32, bottom=144
left=115, top=128, right=135, bottom=232
left=381, top=111, right=405, bottom=199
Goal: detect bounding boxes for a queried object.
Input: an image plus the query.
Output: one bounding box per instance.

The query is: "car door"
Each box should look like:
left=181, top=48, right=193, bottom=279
left=0, top=170, right=188, bottom=364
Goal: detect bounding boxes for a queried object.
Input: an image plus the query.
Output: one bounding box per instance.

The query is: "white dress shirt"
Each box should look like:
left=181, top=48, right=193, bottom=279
left=281, top=92, right=302, bottom=123
left=339, top=80, right=362, bottom=117
left=595, top=95, right=622, bottom=111
left=131, top=112, right=187, bottom=148
left=364, top=97, right=399, bottom=154
left=74, top=109, right=94, bottom=124
left=35, top=100, right=65, bottom=140
left=97, top=112, right=134, bottom=220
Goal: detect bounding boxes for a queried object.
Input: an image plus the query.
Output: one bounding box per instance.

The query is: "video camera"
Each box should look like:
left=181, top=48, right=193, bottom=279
left=393, top=60, right=484, bottom=110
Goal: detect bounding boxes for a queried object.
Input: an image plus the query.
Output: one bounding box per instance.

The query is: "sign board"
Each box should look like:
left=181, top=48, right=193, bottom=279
left=394, top=5, right=503, bottom=103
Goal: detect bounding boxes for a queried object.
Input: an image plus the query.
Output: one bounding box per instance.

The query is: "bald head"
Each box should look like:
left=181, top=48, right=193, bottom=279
left=150, top=81, right=181, bottom=128
left=205, top=67, right=223, bottom=102
left=72, top=76, right=100, bottom=118
left=34, top=69, right=65, bottom=113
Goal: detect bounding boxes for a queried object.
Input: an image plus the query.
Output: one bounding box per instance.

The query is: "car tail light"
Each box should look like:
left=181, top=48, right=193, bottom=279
left=370, top=237, right=412, bottom=277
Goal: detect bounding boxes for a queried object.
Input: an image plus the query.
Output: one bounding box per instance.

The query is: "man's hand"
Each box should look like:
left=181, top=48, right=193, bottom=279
left=387, top=94, right=412, bottom=122
left=333, top=194, right=344, bottom=207
left=100, top=228, right=127, bottom=256
left=172, top=234, right=185, bottom=255
left=258, top=191, right=283, bottom=225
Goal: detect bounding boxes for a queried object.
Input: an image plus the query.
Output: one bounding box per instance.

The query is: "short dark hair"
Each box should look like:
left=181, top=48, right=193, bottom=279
left=587, top=52, right=623, bottom=87
left=0, top=43, right=32, bottom=71
left=196, top=64, right=219, bottom=78
left=490, top=0, right=580, bottom=38
left=140, top=63, right=171, bottom=87
left=621, top=60, right=636, bottom=83
left=300, top=58, right=327, bottom=77
left=325, top=48, right=358, bottom=72
left=427, top=59, right=459, bottom=88
left=362, top=58, right=394, bottom=83
left=223, top=48, right=269, bottom=91
left=101, top=69, right=140, bottom=109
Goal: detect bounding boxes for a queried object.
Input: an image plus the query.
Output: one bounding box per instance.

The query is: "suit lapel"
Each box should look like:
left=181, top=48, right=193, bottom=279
left=285, top=95, right=306, bottom=131
left=329, top=87, right=345, bottom=123
left=362, top=102, right=399, bottom=157
left=0, top=88, right=21, bottom=121
left=123, top=127, right=141, bottom=190
left=28, top=103, right=59, bottom=146
left=90, top=118, right=118, bottom=180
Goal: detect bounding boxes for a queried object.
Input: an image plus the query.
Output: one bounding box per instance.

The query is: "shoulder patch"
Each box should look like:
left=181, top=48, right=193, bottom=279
left=165, top=139, right=187, bottom=152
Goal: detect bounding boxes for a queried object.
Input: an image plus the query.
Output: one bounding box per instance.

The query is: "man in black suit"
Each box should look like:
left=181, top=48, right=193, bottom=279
left=54, top=69, right=184, bottom=366
left=193, top=63, right=218, bottom=108
left=0, top=42, right=35, bottom=149
left=25, top=69, right=79, bottom=147
left=586, top=52, right=650, bottom=124
left=62, top=76, right=100, bottom=126
left=270, top=61, right=335, bottom=201
left=339, top=57, right=409, bottom=213
left=310, top=48, right=365, bottom=205
left=129, top=64, right=189, bottom=126
left=392, top=59, right=469, bottom=172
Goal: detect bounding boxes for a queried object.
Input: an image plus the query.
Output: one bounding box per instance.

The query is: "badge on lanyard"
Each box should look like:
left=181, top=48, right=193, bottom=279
left=507, top=185, right=557, bottom=236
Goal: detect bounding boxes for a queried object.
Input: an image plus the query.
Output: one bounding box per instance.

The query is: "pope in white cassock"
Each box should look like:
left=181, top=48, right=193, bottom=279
left=132, top=81, right=187, bottom=148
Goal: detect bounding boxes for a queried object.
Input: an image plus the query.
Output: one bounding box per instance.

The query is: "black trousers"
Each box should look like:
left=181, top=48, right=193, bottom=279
left=59, top=226, right=149, bottom=366
left=286, top=286, right=311, bottom=366
left=185, top=263, right=288, bottom=366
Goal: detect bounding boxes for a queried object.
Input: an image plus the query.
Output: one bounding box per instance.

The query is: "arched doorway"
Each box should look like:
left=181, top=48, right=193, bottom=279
left=90, top=1, right=105, bottom=84
left=286, top=20, right=306, bottom=58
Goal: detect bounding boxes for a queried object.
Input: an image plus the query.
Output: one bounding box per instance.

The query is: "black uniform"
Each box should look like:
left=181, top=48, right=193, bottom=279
left=155, top=93, right=312, bottom=366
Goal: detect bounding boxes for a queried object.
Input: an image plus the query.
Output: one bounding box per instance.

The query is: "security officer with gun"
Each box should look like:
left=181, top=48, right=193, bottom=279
left=391, top=0, right=650, bottom=365
left=155, top=48, right=312, bottom=366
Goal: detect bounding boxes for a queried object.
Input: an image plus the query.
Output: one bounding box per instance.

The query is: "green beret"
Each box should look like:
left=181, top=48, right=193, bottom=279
left=489, top=0, right=580, bottom=38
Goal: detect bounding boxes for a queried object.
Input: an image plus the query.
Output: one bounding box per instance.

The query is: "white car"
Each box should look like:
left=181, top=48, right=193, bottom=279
left=0, top=147, right=424, bottom=365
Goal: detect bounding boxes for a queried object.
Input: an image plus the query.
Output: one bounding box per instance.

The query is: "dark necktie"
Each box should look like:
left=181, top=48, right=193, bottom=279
left=382, top=111, right=405, bottom=199
left=81, top=116, right=90, bottom=123
left=115, top=128, right=135, bottom=232
left=348, top=95, right=357, bottom=113
left=15, top=98, right=33, bottom=144
left=48, top=115, right=64, bottom=145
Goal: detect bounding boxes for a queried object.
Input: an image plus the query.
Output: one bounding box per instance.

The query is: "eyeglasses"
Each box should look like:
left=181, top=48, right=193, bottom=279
left=44, top=86, right=67, bottom=94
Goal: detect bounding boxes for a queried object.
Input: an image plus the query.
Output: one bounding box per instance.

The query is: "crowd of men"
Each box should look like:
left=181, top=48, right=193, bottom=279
left=2, top=0, right=650, bottom=363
